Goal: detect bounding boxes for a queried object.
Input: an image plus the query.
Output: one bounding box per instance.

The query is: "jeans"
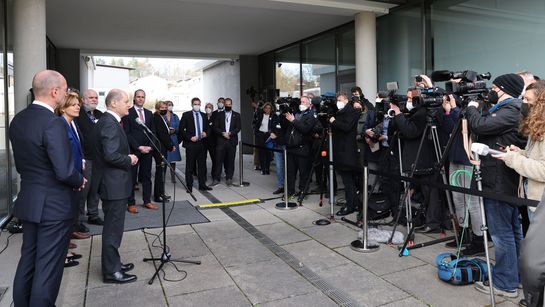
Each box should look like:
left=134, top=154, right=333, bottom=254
left=273, top=145, right=285, bottom=189
left=484, top=198, right=523, bottom=291
left=450, top=163, right=482, bottom=236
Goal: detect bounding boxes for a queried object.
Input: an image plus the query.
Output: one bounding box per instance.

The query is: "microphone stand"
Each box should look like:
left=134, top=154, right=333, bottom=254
left=138, top=125, right=200, bottom=285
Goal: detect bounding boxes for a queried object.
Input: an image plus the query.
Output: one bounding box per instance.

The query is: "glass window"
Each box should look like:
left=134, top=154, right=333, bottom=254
left=431, top=0, right=545, bottom=80
left=302, top=33, right=336, bottom=97
left=275, top=44, right=301, bottom=98
left=377, top=5, right=423, bottom=91
left=338, top=27, right=356, bottom=94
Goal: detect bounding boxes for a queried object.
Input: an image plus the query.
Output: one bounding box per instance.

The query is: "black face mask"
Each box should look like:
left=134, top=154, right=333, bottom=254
left=159, top=110, right=167, bottom=115
left=488, top=90, right=499, bottom=104
left=521, top=103, right=530, bottom=117
left=224, top=106, right=232, bottom=111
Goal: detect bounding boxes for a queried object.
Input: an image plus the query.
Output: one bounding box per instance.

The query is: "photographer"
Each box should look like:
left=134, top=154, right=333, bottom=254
left=330, top=93, right=360, bottom=216
left=390, top=89, right=446, bottom=233
left=465, top=73, right=526, bottom=298
left=284, top=96, right=318, bottom=198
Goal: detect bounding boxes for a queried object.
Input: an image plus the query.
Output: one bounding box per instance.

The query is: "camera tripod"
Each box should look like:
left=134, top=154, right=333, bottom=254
left=389, top=112, right=460, bottom=255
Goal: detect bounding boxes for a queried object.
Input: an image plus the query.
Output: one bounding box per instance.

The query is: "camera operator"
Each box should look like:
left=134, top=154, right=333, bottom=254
left=389, top=89, right=446, bottom=233
left=330, top=93, right=361, bottom=216
left=284, top=96, right=318, bottom=199
left=465, top=73, right=526, bottom=298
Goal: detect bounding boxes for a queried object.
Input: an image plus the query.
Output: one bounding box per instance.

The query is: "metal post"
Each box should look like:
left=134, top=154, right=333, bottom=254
left=276, top=148, right=296, bottom=210
left=328, top=128, right=335, bottom=219
left=237, top=140, right=250, bottom=187
left=351, top=165, right=379, bottom=253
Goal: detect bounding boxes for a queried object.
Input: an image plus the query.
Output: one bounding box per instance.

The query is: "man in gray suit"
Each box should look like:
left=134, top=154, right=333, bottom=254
left=91, top=89, right=139, bottom=283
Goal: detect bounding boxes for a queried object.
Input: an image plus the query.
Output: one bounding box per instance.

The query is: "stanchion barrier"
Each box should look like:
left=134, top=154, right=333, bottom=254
left=275, top=147, right=297, bottom=210
left=350, top=165, right=379, bottom=253
left=237, top=140, right=250, bottom=187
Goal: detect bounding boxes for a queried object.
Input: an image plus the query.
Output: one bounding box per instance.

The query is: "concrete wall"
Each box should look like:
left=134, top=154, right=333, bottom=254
left=55, top=48, right=80, bottom=89
left=203, top=60, right=241, bottom=109
left=239, top=55, right=259, bottom=154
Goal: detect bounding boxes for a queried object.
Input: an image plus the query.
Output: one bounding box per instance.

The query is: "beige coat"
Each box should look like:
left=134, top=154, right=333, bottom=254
left=503, top=139, right=545, bottom=210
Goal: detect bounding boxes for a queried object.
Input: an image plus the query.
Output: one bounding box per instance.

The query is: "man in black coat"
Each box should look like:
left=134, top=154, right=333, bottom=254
left=211, top=98, right=241, bottom=186
left=10, top=70, right=85, bottom=306
left=74, top=89, right=104, bottom=226
left=179, top=97, right=212, bottom=192
left=330, top=93, right=360, bottom=216
left=152, top=101, right=176, bottom=202
left=91, top=89, right=139, bottom=284
left=122, top=89, right=156, bottom=213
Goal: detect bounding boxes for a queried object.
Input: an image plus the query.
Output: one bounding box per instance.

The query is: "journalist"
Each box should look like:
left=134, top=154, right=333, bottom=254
left=466, top=73, right=526, bottom=298
left=330, top=93, right=360, bottom=216
left=284, top=96, right=318, bottom=199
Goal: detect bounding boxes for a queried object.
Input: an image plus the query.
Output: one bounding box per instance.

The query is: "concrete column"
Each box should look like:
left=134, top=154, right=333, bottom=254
left=355, top=11, right=377, bottom=103
left=13, top=0, right=47, bottom=114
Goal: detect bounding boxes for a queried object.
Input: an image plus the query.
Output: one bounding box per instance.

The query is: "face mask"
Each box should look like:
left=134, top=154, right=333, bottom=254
left=336, top=101, right=345, bottom=110
left=406, top=102, right=414, bottom=111
left=224, top=106, right=232, bottom=112
left=275, top=111, right=281, bottom=116
left=193, top=105, right=201, bottom=112
left=159, top=110, right=167, bottom=115
left=167, top=106, right=173, bottom=112
left=205, top=108, right=212, bottom=114
left=521, top=103, right=530, bottom=117
left=86, top=104, right=97, bottom=111
left=488, top=90, right=499, bottom=104
left=218, top=102, right=224, bottom=110
left=299, top=104, right=308, bottom=112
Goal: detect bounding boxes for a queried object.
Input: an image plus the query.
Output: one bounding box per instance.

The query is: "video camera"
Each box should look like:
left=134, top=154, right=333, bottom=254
left=276, top=97, right=300, bottom=114
left=378, top=82, right=408, bottom=115
left=311, top=95, right=337, bottom=118
left=431, top=70, right=491, bottom=104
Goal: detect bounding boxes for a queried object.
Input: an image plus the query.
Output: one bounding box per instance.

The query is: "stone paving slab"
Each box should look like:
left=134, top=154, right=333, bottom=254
left=259, top=291, right=338, bottom=307
left=255, top=222, right=311, bottom=246
left=192, top=219, right=253, bottom=243
left=231, top=205, right=283, bottom=226
left=201, top=234, right=276, bottom=268
left=262, top=206, right=326, bottom=229
left=226, top=258, right=318, bottom=305
left=199, top=208, right=232, bottom=222
left=381, top=297, right=428, bottom=307
left=167, top=285, right=252, bottom=306
left=301, top=222, right=358, bottom=249
left=282, top=240, right=351, bottom=272
left=85, top=280, right=166, bottom=307
left=148, top=231, right=210, bottom=260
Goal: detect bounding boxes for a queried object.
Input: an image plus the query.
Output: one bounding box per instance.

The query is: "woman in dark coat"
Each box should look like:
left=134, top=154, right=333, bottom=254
left=253, top=102, right=274, bottom=174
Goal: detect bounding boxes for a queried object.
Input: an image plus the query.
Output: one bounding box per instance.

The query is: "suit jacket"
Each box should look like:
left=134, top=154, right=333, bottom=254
left=9, top=104, right=83, bottom=223
left=122, top=106, right=154, bottom=155
left=74, top=107, right=103, bottom=159
left=213, top=110, right=241, bottom=145
left=91, top=112, right=133, bottom=201
left=330, top=104, right=360, bottom=171
left=152, top=112, right=174, bottom=153
left=178, top=110, right=210, bottom=148
left=64, top=119, right=84, bottom=174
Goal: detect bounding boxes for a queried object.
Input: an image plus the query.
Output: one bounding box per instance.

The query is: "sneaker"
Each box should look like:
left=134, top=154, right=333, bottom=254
left=211, top=180, right=220, bottom=187
left=475, top=281, right=518, bottom=298
left=273, top=188, right=284, bottom=194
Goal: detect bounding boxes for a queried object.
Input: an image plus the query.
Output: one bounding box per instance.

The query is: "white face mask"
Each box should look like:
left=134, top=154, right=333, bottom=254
left=406, top=101, right=414, bottom=111
left=336, top=101, right=345, bottom=110
left=275, top=111, right=281, bottom=116
left=167, top=106, right=173, bottom=112
left=205, top=108, right=212, bottom=114
left=299, top=104, right=308, bottom=112
left=217, top=102, right=224, bottom=110
left=193, top=105, right=201, bottom=112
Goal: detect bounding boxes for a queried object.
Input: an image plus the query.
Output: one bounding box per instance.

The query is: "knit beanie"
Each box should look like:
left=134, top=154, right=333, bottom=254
left=492, top=74, right=524, bottom=98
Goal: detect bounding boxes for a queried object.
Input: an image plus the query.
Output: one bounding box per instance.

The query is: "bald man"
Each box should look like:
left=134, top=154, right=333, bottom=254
left=10, top=70, right=86, bottom=306
left=74, top=89, right=104, bottom=228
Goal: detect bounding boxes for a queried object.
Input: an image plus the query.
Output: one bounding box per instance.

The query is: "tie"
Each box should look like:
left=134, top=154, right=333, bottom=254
left=87, top=111, right=97, bottom=123
left=137, top=108, right=145, bottom=122
left=195, top=112, right=201, bottom=140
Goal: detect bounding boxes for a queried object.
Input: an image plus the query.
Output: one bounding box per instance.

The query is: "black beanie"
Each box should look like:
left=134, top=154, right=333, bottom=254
left=493, top=74, right=524, bottom=98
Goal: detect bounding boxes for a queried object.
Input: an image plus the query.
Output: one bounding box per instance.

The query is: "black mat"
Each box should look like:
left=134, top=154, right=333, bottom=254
left=86, top=200, right=209, bottom=236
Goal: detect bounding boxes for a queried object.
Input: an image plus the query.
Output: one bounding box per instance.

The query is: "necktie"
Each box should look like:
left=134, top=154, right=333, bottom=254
left=88, top=111, right=97, bottom=123
left=196, top=112, right=201, bottom=140
left=138, top=108, right=145, bottom=122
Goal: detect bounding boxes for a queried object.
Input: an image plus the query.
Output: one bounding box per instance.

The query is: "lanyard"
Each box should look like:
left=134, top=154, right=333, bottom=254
left=488, top=98, right=513, bottom=114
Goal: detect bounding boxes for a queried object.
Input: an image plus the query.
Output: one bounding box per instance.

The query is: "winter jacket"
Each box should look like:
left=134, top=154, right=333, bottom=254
left=331, top=104, right=360, bottom=171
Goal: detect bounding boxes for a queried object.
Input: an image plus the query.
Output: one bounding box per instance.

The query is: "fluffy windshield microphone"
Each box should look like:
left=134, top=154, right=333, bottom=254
left=471, top=143, right=505, bottom=156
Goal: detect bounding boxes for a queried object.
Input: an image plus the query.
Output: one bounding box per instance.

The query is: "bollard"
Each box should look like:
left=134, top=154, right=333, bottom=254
left=350, top=165, right=379, bottom=253
left=237, top=140, right=250, bottom=187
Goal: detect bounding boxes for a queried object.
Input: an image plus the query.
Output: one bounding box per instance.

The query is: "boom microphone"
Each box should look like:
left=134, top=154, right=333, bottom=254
left=471, top=143, right=505, bottom=156
left=135, top=117, right=152, bottom=134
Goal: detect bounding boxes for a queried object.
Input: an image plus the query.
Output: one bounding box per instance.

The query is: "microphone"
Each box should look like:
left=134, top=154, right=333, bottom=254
left=135, top=118, right=152, bottom=134
left=431, top=70, right=453, bottom=82
left=471, top=143, right=505, bottom=156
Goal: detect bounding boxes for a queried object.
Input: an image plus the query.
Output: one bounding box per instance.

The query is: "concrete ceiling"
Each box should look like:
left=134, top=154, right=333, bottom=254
left=46, top=0, right=397, bottom=59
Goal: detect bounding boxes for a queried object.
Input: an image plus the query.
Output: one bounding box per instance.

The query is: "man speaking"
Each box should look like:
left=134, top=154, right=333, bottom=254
left=91, top=89, right=139, bottom=284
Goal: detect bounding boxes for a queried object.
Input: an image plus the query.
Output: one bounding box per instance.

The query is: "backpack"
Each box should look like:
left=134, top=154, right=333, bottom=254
left=435, top=253, right=489, bottom=285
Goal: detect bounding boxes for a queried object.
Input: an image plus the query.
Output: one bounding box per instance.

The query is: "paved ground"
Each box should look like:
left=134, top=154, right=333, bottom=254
left=0, top=154, right=521, bottom=307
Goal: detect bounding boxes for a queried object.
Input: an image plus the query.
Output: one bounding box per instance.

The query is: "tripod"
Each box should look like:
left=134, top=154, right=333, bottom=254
left=139, top=127, right=200, bottom=285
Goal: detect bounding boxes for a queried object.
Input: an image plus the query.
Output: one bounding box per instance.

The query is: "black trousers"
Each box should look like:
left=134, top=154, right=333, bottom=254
left=101, top=198, right=127, bottom=274
left=417, top=172, right=446, bottom=229
left=78, top=159, right=99, bottom=219
left=14, top=219, right=73, bottom=307
left=214, top=139, right=236, bottom=181
left=206, top=138, right=216, bottom=178
left=153, top=150, right=167, bottom=199
left=339, top=170, right=357, bottom=210
left=287, top=146, right=311, bottom=195
left=129, top=152, right=152, bottom=204
left=185, top=142, right=207, bottom=188
left=255, top=131, right=272, bottom=172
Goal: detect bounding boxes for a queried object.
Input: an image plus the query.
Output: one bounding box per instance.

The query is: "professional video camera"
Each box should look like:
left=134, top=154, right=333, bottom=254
left=431, top=70, right=491, bottom=103
left=311, top=95, right=337, bottom=118
left=418, top=87, right=445, bottom=109
left=377, top=90, right=408, bottom=114
left=276, top=97, right=300, bottom=114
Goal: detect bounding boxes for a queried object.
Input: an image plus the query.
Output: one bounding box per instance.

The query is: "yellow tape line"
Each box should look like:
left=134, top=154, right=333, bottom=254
left=198, top=198, right=261, bottom=209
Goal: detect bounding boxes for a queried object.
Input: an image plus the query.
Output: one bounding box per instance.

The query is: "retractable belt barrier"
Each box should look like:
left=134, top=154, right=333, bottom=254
left=241, top=142, right=539, bottom=208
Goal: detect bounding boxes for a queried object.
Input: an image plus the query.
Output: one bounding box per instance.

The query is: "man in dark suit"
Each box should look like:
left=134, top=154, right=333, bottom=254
left=10, top=70, right=86, bottom=306
left=179, top=98, right=213, bottom=192
left=211, top=98, right=241, bottom=186
left=122, top=89, right=157, bottom=213
left=152, top=101, right=176, bottom=201
left=91, top=89, right=139, bottom=284
left=74, top=89, right=104, bottom=227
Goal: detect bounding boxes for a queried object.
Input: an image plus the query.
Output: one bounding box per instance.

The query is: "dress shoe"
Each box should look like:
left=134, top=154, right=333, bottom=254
left=153, top=196, right=171, bottom=202
left=67, top=252, right=82, bottom=260
left=87, top=216, right=104, bottom=226
left=71, top=231, right=91, bottom=240
left=414, top=225, right=442, bottom=234
left=143, top=203, right=158, bottom=210
left=335, top=207, right=355, bottom=216
left=273, top=188, right=284, bottom=194
left=120, top=263, right=135, bottom=273
left=211, top=180, right=220, bottom=187
left=187, top=187, right=193, bottom=193
left=127, top=205, right=138, bottom=214
left=226, top=179, right=233, bottom=186
left=68, top=242, right=77, bottom=249
left=199, top=185, right=213, bottom=191
left=103, top=271, right=137, bottom=284
left=64, top=258, right=79, bottom=268
left=76, top=222, right=89, bottom=233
